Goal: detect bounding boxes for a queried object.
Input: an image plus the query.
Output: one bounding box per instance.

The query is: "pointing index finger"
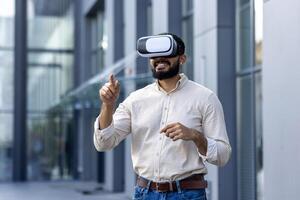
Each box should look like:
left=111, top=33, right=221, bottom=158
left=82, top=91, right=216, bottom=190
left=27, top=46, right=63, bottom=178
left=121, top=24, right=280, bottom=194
left=109, top=74, right=115, bottom=85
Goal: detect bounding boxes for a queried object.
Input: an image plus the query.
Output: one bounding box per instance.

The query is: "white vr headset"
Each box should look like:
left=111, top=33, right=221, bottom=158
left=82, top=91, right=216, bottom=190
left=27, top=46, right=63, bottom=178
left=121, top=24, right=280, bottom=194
left=136, top=35, right=179, bottom=58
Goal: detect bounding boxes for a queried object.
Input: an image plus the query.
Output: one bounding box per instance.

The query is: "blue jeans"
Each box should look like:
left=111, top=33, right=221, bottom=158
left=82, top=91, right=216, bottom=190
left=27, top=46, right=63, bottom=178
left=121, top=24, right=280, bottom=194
left=132, top=179, right=207, bottom=200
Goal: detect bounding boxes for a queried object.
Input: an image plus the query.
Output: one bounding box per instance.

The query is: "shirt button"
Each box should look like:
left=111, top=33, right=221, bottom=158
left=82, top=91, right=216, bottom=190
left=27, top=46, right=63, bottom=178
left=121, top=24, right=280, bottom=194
left=156, top=152, right=159, bottom=156
left=159, top=137, right=162, bottom=140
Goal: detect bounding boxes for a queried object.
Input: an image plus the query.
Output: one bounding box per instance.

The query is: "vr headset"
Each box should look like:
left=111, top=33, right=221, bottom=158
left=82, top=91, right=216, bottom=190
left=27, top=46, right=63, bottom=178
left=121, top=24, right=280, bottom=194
left=136, top=35, right=179, bottom=58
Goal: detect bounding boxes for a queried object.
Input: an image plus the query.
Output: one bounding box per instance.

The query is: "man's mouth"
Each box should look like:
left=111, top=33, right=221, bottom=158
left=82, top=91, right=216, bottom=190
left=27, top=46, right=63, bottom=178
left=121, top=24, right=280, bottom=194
left=154, top=61, right=170, bottom=71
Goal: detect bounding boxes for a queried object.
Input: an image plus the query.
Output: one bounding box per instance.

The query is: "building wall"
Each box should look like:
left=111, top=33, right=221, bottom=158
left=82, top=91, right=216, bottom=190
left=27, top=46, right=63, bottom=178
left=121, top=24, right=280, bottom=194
left=263, top=0, right=300, bottom=199
left=5, top=0, right=300, bottom=199
left=75, top=0, right=235, bottom=199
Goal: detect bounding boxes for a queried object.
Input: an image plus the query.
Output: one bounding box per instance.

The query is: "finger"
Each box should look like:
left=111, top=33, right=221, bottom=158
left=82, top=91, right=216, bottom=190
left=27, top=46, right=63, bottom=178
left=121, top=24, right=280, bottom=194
left=109, top=74, right=116, bottom=86
left=115, top=80, right=120, bottom=89
left=113, top=80, right=120, bottom=95
left=165, top=129, right=179, bottom=137
left=102, top=87, right=114, bottom=98
left=172, top=134, right=182, bottom=141
left=165, top=126, right=178, bottom=135
left=101, top=90, right=113, bottom=100
left=160, top=123, right=178, bottom=133
left=104, top=83, right=117, bottom=95
left=168, top=130, right=181, bottom=139
left=101, top=89, right=113, bottom=99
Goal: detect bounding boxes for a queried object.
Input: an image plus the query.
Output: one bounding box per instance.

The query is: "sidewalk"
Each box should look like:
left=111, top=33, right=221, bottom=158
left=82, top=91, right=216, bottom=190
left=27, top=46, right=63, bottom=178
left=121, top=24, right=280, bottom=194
left=0, top=181, right=130, bottom=200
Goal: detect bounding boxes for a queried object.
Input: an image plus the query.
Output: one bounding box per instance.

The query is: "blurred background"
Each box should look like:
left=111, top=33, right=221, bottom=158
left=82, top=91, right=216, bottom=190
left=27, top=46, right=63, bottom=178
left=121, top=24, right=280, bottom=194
left=0, top=0, right=299, bottom=200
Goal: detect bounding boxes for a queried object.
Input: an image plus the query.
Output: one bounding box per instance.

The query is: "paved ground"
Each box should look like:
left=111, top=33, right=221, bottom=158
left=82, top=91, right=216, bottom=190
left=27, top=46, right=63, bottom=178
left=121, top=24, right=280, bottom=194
left=0, top=181, right=131, bottom=200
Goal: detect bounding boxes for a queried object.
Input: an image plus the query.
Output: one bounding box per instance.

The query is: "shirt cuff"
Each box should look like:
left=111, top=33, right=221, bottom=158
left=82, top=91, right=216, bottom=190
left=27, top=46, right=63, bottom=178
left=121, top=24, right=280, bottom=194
left=94, top=116, right=115, bottom=140
left=198, top=137, right=217, bottom=163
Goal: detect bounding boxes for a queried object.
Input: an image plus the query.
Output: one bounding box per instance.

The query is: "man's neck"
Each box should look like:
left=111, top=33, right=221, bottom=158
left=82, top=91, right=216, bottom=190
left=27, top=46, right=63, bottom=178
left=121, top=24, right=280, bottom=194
left=157, top=74, right=181, bottom=93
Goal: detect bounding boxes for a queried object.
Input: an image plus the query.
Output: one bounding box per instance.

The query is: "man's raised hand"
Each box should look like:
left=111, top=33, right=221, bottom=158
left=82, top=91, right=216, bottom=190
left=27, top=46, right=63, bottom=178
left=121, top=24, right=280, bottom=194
left=99, top=74, right=120, bottom=106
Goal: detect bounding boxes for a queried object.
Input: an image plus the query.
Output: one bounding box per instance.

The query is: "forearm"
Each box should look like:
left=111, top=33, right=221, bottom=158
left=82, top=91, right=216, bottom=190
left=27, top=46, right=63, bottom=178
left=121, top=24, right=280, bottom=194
left=99, top=103, right=115, bottom=129
left=94, top=102, right=131, bottom=151
left=191, top=129, right=208, bottom=156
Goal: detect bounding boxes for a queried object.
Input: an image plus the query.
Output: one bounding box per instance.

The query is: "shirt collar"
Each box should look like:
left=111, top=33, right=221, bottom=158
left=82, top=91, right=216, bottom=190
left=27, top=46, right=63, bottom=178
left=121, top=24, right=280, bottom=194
left=154, top=73, right=188, bottom=94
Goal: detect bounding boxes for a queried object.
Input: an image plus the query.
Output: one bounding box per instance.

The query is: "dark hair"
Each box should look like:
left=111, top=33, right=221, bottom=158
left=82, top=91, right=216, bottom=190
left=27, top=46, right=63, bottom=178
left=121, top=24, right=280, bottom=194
left=158, top=33, right=185, bottom=55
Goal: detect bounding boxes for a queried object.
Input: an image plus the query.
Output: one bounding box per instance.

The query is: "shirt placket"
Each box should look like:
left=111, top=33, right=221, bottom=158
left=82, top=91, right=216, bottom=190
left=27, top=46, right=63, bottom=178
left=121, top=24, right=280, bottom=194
left=153, top=93, right=171, bottom=181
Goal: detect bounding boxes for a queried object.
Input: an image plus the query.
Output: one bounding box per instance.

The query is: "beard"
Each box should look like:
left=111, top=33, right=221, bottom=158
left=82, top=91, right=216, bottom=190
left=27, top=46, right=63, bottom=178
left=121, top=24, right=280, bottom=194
left=151, top=59, right=180, bottom=80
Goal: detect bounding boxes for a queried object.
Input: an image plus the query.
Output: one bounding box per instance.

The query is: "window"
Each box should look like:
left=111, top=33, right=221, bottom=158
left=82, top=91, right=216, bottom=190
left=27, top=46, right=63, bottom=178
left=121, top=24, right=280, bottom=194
left=181, top=0, right=194, bottom=80
left=88, top=2, right=106, bottom=77
left=0, top=0, right=15, bottom=181
left=26, top=0, right=75, bottom=181
left=236, top=0, right=263, bottom=199
left=136, top=0, right=153, bottom=89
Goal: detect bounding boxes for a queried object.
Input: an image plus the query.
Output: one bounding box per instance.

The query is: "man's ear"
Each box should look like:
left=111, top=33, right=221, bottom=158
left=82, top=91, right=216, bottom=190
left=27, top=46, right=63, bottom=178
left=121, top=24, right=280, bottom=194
left=179, top=54, right=187, bottom=65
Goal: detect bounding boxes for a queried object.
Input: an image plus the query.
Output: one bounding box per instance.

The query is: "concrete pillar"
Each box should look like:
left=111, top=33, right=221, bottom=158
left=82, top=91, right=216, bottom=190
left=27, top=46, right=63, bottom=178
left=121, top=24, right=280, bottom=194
left=263, top=0, right=300, bottom=199
left=124, top=0, right=137, bottom=197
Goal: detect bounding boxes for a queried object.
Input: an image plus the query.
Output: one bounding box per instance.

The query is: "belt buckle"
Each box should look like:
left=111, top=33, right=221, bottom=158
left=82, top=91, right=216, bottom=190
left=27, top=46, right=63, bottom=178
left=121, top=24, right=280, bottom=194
left=155, top=182, right=173, bottom=192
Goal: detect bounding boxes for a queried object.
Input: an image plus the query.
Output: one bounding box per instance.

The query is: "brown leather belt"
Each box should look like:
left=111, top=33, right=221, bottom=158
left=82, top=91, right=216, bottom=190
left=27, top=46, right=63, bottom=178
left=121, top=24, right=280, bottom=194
left=137, top=174, right=207, bottom=192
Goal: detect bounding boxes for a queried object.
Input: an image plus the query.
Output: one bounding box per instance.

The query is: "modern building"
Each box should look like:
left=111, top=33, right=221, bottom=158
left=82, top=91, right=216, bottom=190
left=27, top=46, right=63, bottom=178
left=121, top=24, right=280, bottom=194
left=0, top=0, right=299, bottom=200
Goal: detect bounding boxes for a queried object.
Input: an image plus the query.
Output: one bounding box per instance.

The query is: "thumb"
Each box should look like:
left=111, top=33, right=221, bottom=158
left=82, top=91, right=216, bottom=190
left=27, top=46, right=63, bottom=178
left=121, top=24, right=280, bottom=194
left=115, top=79, right=120, bottom=89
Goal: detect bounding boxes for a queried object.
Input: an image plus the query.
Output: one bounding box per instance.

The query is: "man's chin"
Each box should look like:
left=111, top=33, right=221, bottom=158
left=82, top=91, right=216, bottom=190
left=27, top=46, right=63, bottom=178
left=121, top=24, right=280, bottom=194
left=153, top=72, right=178, bottom=80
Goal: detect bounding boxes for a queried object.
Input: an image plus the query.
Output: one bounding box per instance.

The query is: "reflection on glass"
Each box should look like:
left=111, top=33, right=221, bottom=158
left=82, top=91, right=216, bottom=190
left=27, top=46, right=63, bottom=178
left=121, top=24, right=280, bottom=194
left=237, top=76, right=256, bottom=200
left=237, top=1, right=252, bottom=70
left=255, top=73, right=263, bottom=200
left=89, top=3, right=106, bottom=77
left=27, top=0, right=74, bottom=180
left=0, top=0, right=14, bottom=181
left=0, top=113, right=13, bottom=181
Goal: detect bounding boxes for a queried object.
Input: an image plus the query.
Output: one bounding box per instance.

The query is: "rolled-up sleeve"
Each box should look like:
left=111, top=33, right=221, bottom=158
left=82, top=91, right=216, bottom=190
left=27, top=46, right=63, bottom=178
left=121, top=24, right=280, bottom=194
left=93, top=100, right=131, bottom=151
left=199, top=93, right=232, bottom=166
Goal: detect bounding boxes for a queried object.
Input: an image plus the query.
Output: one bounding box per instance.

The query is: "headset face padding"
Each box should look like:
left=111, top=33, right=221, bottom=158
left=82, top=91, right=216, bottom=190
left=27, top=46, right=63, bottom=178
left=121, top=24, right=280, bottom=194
left=136, top=35, right=178, bottom=58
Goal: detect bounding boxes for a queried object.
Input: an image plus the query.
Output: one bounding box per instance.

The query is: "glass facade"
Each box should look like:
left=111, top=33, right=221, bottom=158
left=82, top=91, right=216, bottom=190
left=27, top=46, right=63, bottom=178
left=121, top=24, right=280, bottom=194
left=236, top=0, right=263, bottom=199
left=87, top=2, right=106, bottom=78
left=0, top=0, right=15, bottom=181
left=181, top=0, right=194, bottom=80
left=0, top=3, right=264, bottom=199
left=26, top=0, right=74, bottom=180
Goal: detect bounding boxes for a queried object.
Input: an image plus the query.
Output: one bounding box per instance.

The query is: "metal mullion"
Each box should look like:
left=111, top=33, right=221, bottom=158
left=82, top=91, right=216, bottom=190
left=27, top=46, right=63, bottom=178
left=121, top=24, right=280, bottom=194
left=13, top=0, right=27, bottom=182
left=236, top=65, right=262, bottom=77
left=249, top=1, right=258, bottom=199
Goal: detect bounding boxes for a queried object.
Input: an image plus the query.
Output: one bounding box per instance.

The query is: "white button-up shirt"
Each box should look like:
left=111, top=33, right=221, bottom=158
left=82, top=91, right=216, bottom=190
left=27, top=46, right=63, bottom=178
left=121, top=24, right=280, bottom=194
left=94, top=74, right=231, bottom=182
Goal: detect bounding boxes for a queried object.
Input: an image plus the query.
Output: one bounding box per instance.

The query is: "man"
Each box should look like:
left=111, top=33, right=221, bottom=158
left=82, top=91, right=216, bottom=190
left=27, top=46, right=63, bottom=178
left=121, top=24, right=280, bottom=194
left=94, top=33, right=231, bottom=200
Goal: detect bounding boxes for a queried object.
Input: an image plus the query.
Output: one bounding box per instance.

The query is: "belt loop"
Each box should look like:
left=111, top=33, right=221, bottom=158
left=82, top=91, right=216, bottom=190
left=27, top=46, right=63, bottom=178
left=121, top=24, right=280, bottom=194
left=169, top=181, right=173, bottom=192
left=145, top=179, right=152, bottom=194
left=175, top=180, right=182, bottom=194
